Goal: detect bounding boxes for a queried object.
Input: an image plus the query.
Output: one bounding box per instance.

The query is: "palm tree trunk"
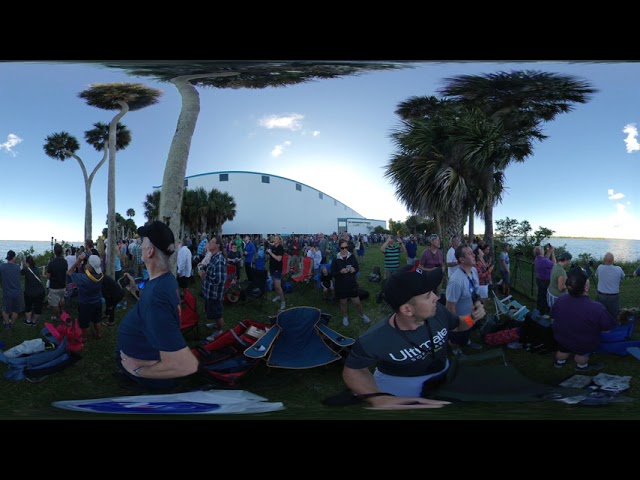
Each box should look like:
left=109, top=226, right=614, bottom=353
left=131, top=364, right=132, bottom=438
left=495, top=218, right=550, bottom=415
left=158, top=72, right=238, bottom=274
left=468, top=209, right=474, bottom=243
left=106, top=102, right=129, bottom=278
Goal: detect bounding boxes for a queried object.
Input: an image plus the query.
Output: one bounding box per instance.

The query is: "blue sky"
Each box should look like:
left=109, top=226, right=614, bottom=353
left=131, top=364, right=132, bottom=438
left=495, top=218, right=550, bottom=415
left=1, top=60, right=639, bottom=242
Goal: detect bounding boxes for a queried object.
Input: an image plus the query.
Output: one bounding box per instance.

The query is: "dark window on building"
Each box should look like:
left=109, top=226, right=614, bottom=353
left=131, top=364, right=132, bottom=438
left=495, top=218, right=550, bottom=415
left=296, top=183, right=302, bottom=191
left=220, top=174, right=229, bottom=181
left=262, top=175, right=270, bottom=184
left=319, top=192, right=323, bottom=199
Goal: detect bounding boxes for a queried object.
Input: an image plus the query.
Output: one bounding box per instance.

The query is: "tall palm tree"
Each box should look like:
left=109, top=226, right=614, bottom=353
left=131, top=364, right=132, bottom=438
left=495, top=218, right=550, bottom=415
left=100, top=60, right=405, bottom=272
left=143, top=190, right=161, bottom=223
left=207, top=189, right=236, bottom=236
left=79, top=83, right=162, bottom=276
left=43, top=125, right=128, bottom=242
left=438, top=70, right=597, bottom=252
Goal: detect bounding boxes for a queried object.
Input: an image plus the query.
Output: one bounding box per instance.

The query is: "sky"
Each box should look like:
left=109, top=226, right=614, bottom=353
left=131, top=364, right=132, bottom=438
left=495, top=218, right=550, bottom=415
left=1, top=60, right=639, bottom=242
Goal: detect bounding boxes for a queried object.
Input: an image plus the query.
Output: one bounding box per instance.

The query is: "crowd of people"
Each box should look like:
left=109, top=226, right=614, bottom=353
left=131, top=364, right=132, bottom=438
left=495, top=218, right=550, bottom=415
left=0, top=225, right=635, bottom=399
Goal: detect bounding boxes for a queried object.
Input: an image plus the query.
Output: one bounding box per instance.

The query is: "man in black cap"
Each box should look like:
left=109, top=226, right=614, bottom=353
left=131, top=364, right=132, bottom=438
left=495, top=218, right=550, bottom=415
left=341, top=264, right=485, bottom=409
left=0, top=250, right=22, bottom=328
left=116, top=220, right=198, bottom=390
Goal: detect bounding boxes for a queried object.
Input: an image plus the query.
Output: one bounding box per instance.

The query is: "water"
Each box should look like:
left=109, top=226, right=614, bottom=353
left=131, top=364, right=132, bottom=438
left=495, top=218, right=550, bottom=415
left=539, top=237, right=640, bottom=264
left=0, top=240, right=84, bottom=261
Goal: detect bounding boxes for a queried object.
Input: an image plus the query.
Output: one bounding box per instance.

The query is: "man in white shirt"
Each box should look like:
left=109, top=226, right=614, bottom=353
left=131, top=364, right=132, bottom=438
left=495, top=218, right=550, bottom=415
left=177, top=237, right=193, bottom=290
left=595, top=252, right=625, bottom=320
left=446, top=236, right=461, bottom=279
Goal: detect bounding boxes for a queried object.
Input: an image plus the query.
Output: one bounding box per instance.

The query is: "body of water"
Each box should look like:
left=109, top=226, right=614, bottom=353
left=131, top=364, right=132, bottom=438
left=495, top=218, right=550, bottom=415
left=530, top=237, right=640, bottom=264
left=0, top=240, right=84, bottom=261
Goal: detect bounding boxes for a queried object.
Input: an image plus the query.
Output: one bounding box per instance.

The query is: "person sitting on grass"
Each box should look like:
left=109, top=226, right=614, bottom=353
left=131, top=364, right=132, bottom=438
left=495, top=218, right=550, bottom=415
left=319, top=265, right=334, bottom=301
left=552, top=266, right=617, bottom=372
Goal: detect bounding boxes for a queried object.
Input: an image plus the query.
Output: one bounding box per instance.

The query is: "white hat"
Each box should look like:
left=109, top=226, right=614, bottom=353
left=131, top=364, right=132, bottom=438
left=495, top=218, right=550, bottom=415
left=88, top=255, right=102, bottom=274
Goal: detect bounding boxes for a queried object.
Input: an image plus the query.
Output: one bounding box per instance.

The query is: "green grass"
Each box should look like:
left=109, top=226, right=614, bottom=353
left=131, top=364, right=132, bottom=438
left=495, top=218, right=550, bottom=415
left=2, top=247, right=640, bottom=420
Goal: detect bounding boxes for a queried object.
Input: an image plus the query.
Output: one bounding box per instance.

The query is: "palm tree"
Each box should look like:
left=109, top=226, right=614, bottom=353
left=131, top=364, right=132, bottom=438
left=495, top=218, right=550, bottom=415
left=100, top=60, right=405, bottom=271
left=43, top=125, right=128, bottom=242
left=438, top=70, right=597, bottom=252
left=143, top=190, right=161, bottom=223
left=207, top=189, right=236, bottom=236
left=79, top=83, right=162, bottom=277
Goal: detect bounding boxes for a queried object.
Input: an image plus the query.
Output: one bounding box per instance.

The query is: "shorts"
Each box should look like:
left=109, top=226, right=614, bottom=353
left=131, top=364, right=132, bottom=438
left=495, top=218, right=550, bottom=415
left=557, top=343, right=593, bottom=358
left=270, top=270, right=282, bottom=280
left=78, top=302, right=102, bottom=329
left=336, top=287, right=359, bottom=300
left=177, top=276, right=191, bottom=288
left=2, top=293, right=21, bottom=314
left=501, top=270, right=510, bottom=286
left=205, top=297, right=224, bottom=321
left=48, top=288, right=66, bottom=307
left=24, top=293, right=45, bottom=315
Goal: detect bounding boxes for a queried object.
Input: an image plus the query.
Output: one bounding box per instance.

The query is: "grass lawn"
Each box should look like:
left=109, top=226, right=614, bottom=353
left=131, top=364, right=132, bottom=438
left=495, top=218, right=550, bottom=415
left=1, top=246, right=640, bottom=420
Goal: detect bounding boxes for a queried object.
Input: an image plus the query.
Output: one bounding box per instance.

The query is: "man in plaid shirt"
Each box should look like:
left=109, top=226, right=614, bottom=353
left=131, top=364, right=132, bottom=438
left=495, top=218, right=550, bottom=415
left=199, top=235, right=227, bottom=341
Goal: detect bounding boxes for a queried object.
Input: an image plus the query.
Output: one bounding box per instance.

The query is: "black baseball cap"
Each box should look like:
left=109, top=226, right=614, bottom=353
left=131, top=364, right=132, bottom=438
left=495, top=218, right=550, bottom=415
left=5, top=250, right=15, bottom=260
left=137, top=221, right=176, bottom=256
left=383, top=264, right=443, bottom=311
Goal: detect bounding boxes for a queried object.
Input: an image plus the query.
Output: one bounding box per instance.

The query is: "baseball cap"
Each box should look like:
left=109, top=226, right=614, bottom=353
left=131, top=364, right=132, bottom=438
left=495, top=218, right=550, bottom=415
left=382, top=265, right=443, bottom=311
left=137, top=220, right=176, bottom=256
left=428, top=234, right=439, bottom=242
left=557, top=252, right=572, bottom=261
left=88, top=255, right=102, bottom=274
left=5, top=250, right=15, bottom=260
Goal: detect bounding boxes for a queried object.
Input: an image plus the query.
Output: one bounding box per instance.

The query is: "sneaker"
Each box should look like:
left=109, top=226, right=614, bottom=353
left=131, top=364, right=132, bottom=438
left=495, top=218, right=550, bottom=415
left=280, top=302, right=286, bottom=310
left=362, top=314, right=371, bottom=324
left=553, top=360, right=567, bottom=368
left=342, top=316, right=349, bottom=327
left=272, top=296, right=281, bottom=303
left=205, top=330, right=221, bottom=342
left=451, top=348, right=465, bottom=358
left=466, top=340, right=483, bottom=350
left=575, top=362, right=605, bottom=372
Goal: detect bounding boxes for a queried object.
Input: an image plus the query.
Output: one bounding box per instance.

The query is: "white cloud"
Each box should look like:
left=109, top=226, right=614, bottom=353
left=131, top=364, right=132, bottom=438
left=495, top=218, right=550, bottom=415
left=302, top=130, right=321, bottom=137
left=623, top=123, right=640, bottom=153
left=259, top=114, right=304, bottom=131
left=0, top=133, right=22, bottom=156
left=608, top=188, right=625, bottom=200
left=271, top=140, right=292, bottom=157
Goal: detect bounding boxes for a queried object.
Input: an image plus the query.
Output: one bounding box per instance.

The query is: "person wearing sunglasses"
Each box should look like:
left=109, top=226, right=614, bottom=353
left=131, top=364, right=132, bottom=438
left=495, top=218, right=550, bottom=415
left=332, top=242, right=371, bottom=327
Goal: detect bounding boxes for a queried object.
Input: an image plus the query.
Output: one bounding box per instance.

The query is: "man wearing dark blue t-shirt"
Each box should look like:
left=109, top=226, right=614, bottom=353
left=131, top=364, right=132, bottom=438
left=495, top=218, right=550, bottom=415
left=117, top=220, right=198, bottom=390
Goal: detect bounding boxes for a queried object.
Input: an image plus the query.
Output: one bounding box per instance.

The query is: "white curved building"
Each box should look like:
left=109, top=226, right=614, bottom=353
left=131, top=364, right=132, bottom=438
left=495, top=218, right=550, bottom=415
left=154, top=170, right=386, bottom=236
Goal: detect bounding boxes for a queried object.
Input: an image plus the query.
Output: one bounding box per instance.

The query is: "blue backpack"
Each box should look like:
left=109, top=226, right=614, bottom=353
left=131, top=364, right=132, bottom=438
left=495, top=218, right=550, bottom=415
left=0, top=329, right=80, bottom=382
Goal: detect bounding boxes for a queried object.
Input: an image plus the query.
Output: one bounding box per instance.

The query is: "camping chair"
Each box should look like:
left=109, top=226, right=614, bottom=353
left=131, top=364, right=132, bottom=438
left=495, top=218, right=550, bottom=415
left=224, top=264, right=241, bottom=304
left=492, top=290, right=529, bottom=323
left=597, top=315, right=640, bottom=356
left=244, top=306, right=354, bottom=369
left=240, top=268, right=268, bottom=310
left=291, top=256, right=314, bottom=291
left=180, top=288, right=200, bottom=340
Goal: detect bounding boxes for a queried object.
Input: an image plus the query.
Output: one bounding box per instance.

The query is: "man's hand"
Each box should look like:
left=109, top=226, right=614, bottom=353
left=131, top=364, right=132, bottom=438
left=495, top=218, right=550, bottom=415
left=472, top=301, right=485, bottom=322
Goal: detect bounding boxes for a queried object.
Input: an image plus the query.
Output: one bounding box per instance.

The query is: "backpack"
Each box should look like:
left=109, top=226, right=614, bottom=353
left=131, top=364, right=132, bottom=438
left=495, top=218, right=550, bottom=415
left=0, top=331, right=81, bottom=382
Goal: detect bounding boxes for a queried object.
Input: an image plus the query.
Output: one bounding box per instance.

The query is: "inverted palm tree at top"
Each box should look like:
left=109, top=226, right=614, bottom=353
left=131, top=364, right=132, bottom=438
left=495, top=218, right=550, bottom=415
left=78, top=83, right=162, bottom=277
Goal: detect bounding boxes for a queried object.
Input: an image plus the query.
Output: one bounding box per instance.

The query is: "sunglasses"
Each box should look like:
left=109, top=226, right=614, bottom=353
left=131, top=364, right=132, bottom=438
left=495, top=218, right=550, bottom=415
left=340, top=246, right=348, bottom=250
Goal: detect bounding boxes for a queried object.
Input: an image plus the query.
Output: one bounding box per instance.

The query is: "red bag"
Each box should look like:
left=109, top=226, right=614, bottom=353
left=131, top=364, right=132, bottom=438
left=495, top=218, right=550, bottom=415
left=484, top=327, right=521, bottom=346
left=44, top=312, right=85, bottom=352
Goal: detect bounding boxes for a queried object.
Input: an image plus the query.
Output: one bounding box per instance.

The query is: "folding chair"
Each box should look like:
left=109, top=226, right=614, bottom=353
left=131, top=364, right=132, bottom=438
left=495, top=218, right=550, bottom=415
left=180, top=288, right=200, bottom=340
left=241, top=269, right=268, bottom=310
left=492, top=290, right=529, bottom=323
left=291, top=257, right=314, bottom=291
left=224, top=264, right=241, bottom=304
left=243, top=307, right=354, bottom=368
